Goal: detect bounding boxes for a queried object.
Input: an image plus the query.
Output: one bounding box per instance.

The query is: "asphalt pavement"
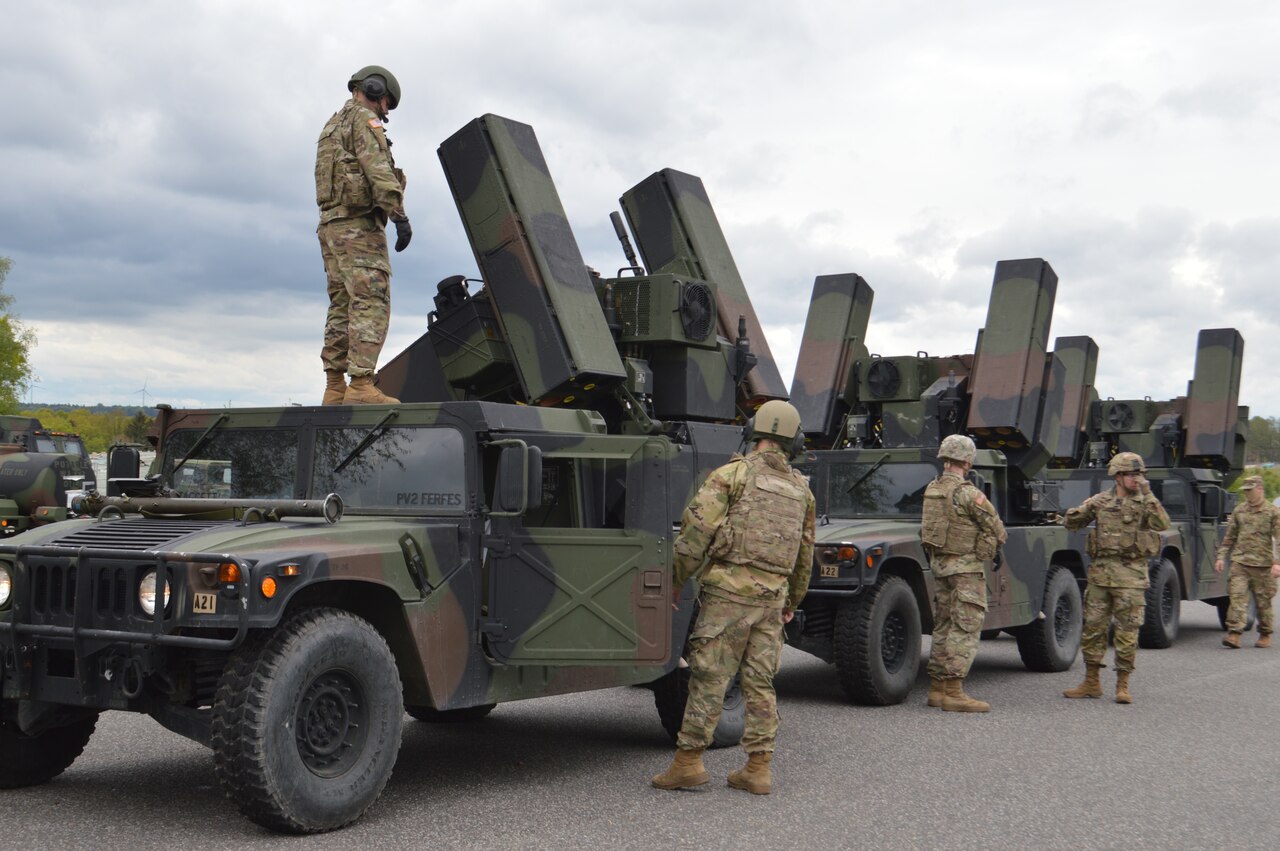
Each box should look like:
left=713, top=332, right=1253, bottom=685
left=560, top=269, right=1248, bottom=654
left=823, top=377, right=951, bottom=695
left=5, top=602, right=1277, bottom=850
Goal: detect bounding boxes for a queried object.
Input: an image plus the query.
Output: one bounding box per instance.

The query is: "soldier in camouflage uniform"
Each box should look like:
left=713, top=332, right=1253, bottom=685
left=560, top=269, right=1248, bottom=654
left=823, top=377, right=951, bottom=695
left=1214, top=475, right=1280, bottom=648
left=315, top=66, right=413, bottom=406
left=921, top=434, right=1008, bottom=712
left=652, top=400, right=816, bottom=796
left=1062, top=452, right=1171, bottom=704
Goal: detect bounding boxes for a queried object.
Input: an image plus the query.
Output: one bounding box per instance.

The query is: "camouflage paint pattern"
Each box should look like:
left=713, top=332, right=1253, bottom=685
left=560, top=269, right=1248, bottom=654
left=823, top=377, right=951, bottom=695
left=1, top=401, right=746, bottom=719
left=968, top=258, right=1058, bottom=472
left=1048, top=336, right=1099, bottom=465
left=1184, top=328, right=1245, bottom=470
left=0, top=452, right=75, bottom=535
left=438, top=115, right=625, bottom=405
left=319, top=216, right=392, bottom=376
left=1226, top=565, right=1275, bottom=634
left=1080, top=584, right=1145, bottom=671
left=789, top=274, right=874, bottom=447
left=676, top=597, right=784, bottom=753
left=620, top=169, right=787, bottom=406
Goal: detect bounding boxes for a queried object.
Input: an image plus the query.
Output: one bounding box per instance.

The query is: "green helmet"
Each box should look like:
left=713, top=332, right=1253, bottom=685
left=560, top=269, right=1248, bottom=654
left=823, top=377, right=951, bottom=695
left=938, top=434, right=977, bottom=465
left=348, top=65, right=401, bottom=110
left=1107, top=451, right=1146, bottom=476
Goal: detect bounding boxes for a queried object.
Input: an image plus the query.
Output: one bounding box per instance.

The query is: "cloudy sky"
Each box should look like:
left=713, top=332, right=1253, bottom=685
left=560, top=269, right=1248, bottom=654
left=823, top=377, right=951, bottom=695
left=3, top=1, right=1278, bottom=416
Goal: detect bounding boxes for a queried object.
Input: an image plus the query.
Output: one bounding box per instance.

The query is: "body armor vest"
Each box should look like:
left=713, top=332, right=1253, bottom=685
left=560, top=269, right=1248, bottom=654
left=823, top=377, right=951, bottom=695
left=922, top=475, right=996, bottom=560
left=710, top=454, right=808, bottom=575
left=1086, top=494, right=1159, bottom=559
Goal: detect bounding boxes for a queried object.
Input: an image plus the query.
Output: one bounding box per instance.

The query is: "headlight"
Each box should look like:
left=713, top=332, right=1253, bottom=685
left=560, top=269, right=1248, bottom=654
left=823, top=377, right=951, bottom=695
left=0, top=565, right=11, bottom=607
left=139, top=570, right=170, bottom=615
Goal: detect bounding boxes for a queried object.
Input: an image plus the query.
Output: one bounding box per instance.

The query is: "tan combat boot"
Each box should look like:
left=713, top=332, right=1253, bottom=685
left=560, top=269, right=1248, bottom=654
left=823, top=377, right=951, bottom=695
left=651, top=748, right=709, bottom=790
left=1257, top=633, right=1272, bottom=649
left=1115, top=671, right=1133, bottom=704
left=927, top=677, right=945, bottom=708
left=1063, top=663, right=1103, bottom=699
left=941, top=678, right=990, bottom=713
left=322, top=370, right=347, bottom=406
left=727, top=752, right=773, bottom=795
left=1222, top=632, right=1241, bottom=649
left=343, top=375, right=400, bottom=405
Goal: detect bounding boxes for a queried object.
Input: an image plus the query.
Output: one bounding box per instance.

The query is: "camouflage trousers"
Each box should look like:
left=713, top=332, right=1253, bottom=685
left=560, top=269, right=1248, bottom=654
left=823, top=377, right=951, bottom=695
left=319, top=216, right=392, bottom=377
left=927, top=572, right=988, bottom=679
left=1081, top=584, right=1145, bottom=672
left=1227, top=564, right=1277, bottom=634
left=677, top=597, right=784, bottom=754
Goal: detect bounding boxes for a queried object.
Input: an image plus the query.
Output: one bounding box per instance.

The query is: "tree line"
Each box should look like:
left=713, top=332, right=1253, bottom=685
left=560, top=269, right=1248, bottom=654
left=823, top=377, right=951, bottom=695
left=18, top=407, right=154, bottom=453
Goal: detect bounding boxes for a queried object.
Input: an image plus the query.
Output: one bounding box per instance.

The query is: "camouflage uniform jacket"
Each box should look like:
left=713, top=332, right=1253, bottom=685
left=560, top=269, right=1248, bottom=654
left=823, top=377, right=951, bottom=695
left=1216, top=499, right=1280, bottom=567
left=921, top=471, right=1008, bottom=577
left=315, top=98, right=406, bottom=226
left=1064, top=487, right=1171, bottom=588
left=673, top=447, right=816, bottom=610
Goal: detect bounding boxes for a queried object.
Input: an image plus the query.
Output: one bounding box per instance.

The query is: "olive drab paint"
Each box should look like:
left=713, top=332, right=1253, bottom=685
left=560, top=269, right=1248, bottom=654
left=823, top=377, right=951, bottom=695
left=789, top=274, right=874, bottom=446
left=780, top=255, right=1251, bottom=708
left=620, top=169, right=788, bottom=408
left=438, top=115, right=626, bottom=405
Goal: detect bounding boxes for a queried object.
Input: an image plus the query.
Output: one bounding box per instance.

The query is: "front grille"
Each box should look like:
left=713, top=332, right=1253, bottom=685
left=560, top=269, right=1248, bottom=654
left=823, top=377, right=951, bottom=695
left=27, top=559, right=145, bottom=621
left=49, top=519, right=223, bottom=551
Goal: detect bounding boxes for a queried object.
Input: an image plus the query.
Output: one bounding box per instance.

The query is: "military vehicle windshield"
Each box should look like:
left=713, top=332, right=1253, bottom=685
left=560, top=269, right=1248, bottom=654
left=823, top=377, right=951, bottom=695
left=162, top=429, right=298, bottom=499
left=311, top=426, right=467, bottom=512
left=62, top=437, right=88, bottom=459
left=34, top=436, right=58, bottom=453
left=826, top=461, right=937, bottom=517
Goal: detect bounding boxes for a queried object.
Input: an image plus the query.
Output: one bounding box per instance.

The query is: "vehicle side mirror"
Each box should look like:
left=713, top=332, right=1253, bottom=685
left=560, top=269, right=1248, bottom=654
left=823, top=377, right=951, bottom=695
left=106, top=445, right=142, bottom=497
left=494, top=443, right=543, bottom=516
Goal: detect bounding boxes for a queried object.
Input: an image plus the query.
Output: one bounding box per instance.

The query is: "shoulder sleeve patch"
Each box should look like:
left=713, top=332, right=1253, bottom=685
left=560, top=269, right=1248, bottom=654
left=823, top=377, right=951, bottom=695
left=367, top=118, right=384, bottom=130
left=974, top=492, right=986, bottom=505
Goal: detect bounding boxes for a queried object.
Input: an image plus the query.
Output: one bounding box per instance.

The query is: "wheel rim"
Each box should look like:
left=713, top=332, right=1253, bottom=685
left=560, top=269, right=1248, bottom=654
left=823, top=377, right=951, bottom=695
left=295, top=669, right=368, bottom=778
left=1053, top=593, right=1074, bottom=643
left=881, top=611, right=907, bottom=673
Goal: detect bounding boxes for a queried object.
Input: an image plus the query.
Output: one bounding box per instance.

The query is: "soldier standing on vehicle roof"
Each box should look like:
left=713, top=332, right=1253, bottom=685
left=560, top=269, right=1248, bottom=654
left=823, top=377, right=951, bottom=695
left=1215, top=475, right=1280, bottom=649
left=652, top=400, right=816, bottom=796
left=920, top=434, right=1008, bottom=713
left=315, top=65, right=412, bottom=406
left=1061, top=452, right=1171, bottom=704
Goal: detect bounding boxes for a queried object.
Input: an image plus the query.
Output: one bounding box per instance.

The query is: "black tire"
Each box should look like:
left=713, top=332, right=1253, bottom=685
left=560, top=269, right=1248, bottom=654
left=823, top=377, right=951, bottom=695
left=1014, top=566, right=1082, bottom=672
left=0, top=709, right=97, bottom=788
left=406, top=703, right=495, bottom=723
left=1216, top=598, right=1258, bottom=632
left=833, top=574, right=922, bottom=706
left=211, top=608, right=404, bottom=834
left=652, top=668, right=744, bottom=749
left=1138, top=558, right=1181, bottom=649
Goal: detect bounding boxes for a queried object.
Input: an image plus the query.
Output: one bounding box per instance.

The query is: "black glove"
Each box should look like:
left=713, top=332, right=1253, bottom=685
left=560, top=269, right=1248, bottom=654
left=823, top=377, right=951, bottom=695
left=393, top=217, right=412, bottom=252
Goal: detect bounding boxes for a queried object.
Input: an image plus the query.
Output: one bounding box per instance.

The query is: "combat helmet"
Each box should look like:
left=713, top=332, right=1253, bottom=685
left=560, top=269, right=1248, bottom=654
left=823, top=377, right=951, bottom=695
left=1107, top=451, right=1146, bottom=476
left=748, top=400, right=804, bottom=458
left=938, top=434, right=977, bottom=465
left=348, top=65, right=401, bottom=110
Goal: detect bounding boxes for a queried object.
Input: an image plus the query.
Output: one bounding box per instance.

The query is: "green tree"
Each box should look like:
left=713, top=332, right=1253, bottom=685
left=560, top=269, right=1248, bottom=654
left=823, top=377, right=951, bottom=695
left=0, top=257, right=37, bottom=414
left=1246, top=415, right=1280, bottom=466
left=125, top=411, right=153, bottom=443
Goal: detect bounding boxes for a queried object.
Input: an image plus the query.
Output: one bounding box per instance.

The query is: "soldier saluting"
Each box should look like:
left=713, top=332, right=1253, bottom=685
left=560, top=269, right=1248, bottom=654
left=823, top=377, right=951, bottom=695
left=652, top=401, right=816, bottom=796
left=1061, top=452, right=1171, bottom=704
left=921, top=434, right=1008, bottom=712
left=315, top=66, right=413, bottom=405
left=1214, top=474, right=1280, bottom=648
